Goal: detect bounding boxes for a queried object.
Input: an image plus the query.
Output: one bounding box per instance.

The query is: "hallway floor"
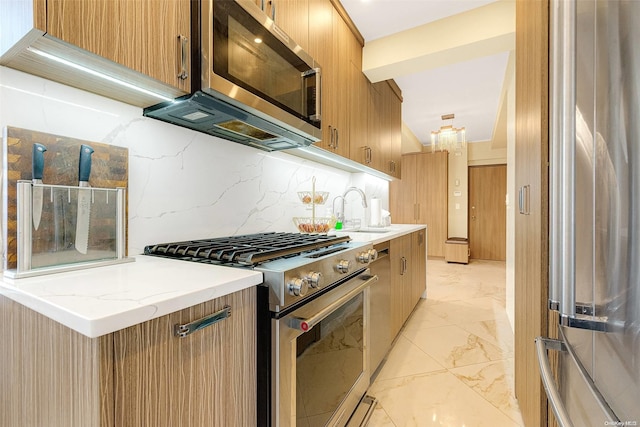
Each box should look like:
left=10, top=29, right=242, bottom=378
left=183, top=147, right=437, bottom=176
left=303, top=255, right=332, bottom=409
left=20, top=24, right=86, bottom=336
left=367, top=259, right=524, bottom=426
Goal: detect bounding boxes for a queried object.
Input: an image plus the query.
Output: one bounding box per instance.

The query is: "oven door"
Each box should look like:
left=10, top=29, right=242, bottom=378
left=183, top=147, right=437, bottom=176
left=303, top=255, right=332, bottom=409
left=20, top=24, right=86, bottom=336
left=272, top=270, right=377, bottom=427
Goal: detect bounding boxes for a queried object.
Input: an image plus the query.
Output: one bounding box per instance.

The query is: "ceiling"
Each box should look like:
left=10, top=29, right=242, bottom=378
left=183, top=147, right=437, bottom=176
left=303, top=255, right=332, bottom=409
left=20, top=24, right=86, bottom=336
left=340, top=0, right=515, bottom=146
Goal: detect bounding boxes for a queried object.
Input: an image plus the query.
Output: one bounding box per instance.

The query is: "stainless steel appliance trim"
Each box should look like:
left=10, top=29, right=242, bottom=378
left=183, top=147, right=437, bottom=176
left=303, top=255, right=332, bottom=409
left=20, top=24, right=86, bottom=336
left=559, top=0, right=577, bottom=318
left=200, top=0, right=322, bottom=141
left=549, top=0, right=563, bottom=311
left=287, top=274, right=378, bottom=331
left=345, top=395, right=378, bottom=427
left=535, top=336, right=574, bottom=427
left=174, top=305, right=231, bottom=338
left=273, top=268, right=373, bottom=426
left=303, top=67, right=322, bottom=122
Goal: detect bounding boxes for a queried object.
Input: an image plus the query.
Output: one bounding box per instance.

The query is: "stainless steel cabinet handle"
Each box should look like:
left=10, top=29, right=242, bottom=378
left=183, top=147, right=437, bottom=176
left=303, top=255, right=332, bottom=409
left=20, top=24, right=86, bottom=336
left=329, top=125, right=333, bottom=148
left=174, top=305, right=231, bottom=338
left=288, top=274, right=378, bottom=331
left=471, top=206, right=476, bottom=220
left=271, top=0, right=276, bottom=21
left=535, top=337, right=574, bottom=427
left=518, top=185, right=531, bottom=215
left=334, top=128, right=339, bottom=149
left=177, top=34, right=189, bottom=80
left=400, top=256, right=407, bottom=275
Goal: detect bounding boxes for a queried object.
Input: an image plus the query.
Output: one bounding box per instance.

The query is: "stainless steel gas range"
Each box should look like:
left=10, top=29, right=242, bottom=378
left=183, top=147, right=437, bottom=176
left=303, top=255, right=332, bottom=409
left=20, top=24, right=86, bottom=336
left=144, top=232, right=378, bottom=426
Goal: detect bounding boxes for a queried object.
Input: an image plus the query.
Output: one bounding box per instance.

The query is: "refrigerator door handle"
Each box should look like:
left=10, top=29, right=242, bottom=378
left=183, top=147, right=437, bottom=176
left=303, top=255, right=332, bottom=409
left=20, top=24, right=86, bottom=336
left=535, top=337, right=574, bottom=427
left=536, top=331, right=621, bottom=426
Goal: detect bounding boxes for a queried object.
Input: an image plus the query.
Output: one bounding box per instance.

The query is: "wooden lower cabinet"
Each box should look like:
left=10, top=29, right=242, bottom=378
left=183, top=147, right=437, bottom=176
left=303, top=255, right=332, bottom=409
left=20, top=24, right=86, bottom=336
left=389, top=230, right=426, bottom=338
left=0, top=287, right=256, bottom=427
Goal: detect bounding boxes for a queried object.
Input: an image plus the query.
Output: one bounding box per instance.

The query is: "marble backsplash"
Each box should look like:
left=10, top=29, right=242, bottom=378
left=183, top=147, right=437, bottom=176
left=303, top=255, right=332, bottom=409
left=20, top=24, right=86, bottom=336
left=0, top=67, right=389, bottom=258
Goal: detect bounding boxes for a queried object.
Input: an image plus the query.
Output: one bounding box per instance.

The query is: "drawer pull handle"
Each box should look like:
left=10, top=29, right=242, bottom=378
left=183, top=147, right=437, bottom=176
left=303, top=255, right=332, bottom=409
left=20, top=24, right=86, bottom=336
left=174, top=305, right=231, bottom=338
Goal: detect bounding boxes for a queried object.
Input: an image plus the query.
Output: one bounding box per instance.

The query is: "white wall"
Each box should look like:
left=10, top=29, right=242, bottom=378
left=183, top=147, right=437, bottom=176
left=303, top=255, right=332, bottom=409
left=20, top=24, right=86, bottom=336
left=0, top=67, right=389, bottom=259
left=447, top=146, right=469, bottom=239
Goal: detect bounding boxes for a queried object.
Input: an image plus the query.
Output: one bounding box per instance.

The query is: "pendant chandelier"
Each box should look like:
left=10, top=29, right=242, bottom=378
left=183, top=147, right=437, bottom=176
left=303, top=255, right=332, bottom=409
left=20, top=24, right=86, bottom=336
left=431, top=113, right=466, bottom=152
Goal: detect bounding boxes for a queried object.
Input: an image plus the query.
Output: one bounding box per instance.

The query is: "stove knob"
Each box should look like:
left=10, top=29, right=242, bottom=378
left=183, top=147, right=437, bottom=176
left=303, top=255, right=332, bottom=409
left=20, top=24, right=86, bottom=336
left=357, top=251, right=371, bottom=263
left=288, top=278, right=309, bottom=297
left=368, top=249, right=378, bottom=261
left=305, top=272, right=324, bottom=289
left=336, top=259, right=352, bottom=274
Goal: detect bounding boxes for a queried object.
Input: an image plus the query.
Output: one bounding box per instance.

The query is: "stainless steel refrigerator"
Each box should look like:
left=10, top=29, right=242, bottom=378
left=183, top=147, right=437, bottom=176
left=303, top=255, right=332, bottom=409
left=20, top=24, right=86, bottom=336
left=537, top=1, right=640, bottom=426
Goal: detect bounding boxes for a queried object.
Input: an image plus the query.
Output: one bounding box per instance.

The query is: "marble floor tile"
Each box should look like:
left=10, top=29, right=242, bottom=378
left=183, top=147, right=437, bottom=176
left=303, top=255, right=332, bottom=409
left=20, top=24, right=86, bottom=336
left=450, top=358, right=524, bottom=425
left=458, top=317, right=515, bottom=355
left=402, top=324, right=507, bottom=369
left=366, top=403, right=396, bottom=427
left=367, top=259, right=524, bottom=426
left=369, top=371, right=521, bottom=427
left=402, top=299, right=455, bottom=331
left=417, top=297, right=507, bottom=327
left=374, top=335, right=445, bottom=381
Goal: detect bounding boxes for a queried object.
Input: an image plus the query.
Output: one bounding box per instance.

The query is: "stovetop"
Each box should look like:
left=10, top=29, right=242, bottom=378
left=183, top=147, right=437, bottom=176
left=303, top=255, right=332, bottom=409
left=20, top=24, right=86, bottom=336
left=143, top=232, right=352, bottom=267
left=144, top=232, right=374, bottom=311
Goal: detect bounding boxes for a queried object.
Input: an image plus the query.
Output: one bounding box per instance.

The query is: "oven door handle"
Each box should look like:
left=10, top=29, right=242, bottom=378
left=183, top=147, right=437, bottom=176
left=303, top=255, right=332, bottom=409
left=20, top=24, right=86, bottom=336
left=288, top=273, right=378, bottom=332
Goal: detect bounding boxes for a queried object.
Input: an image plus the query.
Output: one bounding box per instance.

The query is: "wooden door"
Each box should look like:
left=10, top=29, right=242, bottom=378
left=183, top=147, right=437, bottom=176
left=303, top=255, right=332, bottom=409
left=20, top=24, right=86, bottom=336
left=514, top=0, right=549, bottom=426
left=468, top=165, right=507, bottom=260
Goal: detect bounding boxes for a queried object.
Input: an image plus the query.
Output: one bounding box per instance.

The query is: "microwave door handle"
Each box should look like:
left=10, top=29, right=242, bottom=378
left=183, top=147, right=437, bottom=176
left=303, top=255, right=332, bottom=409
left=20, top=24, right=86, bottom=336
left=303, top=68, right=322, bottom=123
left=288, top=273, right=377, bottom=332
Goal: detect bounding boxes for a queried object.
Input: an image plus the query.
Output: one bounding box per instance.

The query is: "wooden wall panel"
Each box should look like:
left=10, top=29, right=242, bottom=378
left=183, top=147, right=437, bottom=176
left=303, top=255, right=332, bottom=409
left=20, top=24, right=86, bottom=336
left=514, top=0, right=550, bottom=426
left=0, top=295, right=113, bottom=427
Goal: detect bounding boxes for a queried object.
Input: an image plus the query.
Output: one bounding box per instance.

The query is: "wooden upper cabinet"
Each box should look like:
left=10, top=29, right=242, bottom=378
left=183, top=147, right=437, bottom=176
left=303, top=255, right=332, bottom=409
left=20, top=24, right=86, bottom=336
left=308, top=0, right=352, bottom=158
left=253, top=0, right=309, bottom=50
left=269, top=0, right=309, bottom=51
left=374, top=81, right=402, bottom=178
left=46, top=0, right=191, bottom=93
left=308, top=0, right=336, bottom=153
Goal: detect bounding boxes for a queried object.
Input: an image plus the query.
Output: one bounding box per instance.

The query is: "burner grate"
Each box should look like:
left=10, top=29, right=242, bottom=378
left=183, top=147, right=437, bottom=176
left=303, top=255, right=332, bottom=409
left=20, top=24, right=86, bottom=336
left=144, top=232, right=351, bottom=265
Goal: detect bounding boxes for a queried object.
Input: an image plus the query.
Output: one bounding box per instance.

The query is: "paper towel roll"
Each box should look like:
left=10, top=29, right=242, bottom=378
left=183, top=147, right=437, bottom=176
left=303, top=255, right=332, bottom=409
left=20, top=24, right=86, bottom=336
left=370, top=198, right=382, bottom=226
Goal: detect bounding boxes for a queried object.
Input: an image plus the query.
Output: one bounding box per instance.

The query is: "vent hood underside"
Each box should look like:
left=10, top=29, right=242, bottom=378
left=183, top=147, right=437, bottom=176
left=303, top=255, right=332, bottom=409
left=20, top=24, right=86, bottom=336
left=143, top=91, right=319, bottom=152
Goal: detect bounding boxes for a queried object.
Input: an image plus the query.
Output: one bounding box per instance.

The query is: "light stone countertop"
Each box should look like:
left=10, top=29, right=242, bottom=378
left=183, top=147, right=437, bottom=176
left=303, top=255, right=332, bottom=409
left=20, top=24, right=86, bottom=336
left=0, top=255, right=262, bottom=338
left=333, top=223, right=427, bottom=245
left=0, top=224, right=424, bottom=339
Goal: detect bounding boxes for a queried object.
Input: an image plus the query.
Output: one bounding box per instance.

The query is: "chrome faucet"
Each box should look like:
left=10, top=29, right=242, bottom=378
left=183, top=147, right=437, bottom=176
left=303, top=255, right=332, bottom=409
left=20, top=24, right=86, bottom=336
left=333, top=187, right=367, bottom=222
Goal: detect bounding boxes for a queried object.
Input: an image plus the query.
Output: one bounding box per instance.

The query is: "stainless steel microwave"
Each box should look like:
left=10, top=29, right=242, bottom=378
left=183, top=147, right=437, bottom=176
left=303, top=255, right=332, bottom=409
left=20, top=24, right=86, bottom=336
left=144, top=0, right=322, bottom=151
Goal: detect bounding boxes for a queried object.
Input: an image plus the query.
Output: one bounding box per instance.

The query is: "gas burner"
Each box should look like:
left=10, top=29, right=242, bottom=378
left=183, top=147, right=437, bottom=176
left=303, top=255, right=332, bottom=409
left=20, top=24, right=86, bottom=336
left=144, top=232, right=352, bottom=266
